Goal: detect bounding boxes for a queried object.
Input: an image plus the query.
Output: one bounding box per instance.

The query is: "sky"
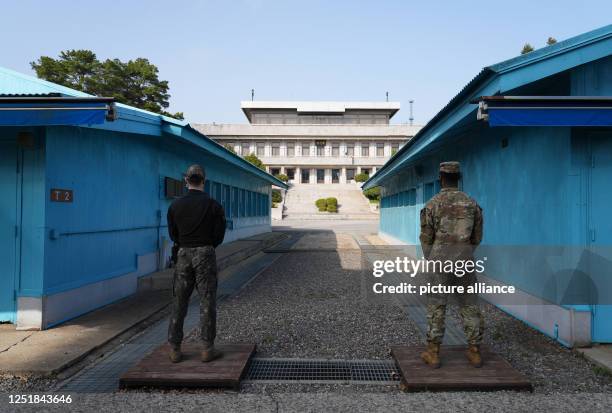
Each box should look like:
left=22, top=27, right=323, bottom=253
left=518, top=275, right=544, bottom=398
left=2, top=1, right=611, bottom=125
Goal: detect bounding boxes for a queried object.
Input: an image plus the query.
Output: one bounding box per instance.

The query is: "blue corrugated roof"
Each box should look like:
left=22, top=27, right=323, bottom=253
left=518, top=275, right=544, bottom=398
left=365, top=24, right=612, bottom=189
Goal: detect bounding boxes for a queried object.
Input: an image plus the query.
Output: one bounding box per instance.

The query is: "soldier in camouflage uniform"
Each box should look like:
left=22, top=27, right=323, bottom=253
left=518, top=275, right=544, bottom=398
left=167, top=165, right=226, bottom=363
left=419, top=161, right=484, bottom=368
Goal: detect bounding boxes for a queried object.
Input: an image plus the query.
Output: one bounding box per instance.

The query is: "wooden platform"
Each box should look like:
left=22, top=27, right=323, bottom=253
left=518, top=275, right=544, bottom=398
left=391, top=345, right=533, bottom=392
left=119, top=343, right=256, bottom=389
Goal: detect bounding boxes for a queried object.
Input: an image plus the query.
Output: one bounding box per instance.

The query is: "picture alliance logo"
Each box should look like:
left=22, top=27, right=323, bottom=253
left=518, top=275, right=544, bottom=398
left=372, top=257, right=488, bottom=278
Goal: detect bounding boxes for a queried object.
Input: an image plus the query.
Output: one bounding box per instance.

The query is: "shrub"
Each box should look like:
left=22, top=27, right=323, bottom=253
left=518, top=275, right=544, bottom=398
left=244, top=153, right=266, bottom=170
left=363, top=186, right=380, bottom=201
left=315, top=198, right=327, bottom=211
left=355, top=173, right=369, bottom=182
left=272, top=202, right=277, bottom=208
left=326, top=204, right=338, bottom=213
left=271, top=189, right=282, bottom=203
left=275, top=173, right=289, bottom=182
left=326, top=197, right=338, bottom=207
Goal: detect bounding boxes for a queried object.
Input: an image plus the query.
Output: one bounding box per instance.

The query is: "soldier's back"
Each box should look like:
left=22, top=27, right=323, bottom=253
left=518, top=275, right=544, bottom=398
left=425, top=188, right=481, bottom=246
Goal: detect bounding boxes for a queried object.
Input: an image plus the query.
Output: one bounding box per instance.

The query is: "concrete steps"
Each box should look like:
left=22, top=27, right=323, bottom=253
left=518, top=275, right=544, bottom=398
left=282, top=183, right=377, bottom=220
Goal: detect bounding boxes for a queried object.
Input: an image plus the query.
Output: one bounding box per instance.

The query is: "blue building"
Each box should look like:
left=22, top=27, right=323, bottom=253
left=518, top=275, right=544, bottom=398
left=364, top=25, right=612, bottom=347
left=0, top=67, right=287, bottom=330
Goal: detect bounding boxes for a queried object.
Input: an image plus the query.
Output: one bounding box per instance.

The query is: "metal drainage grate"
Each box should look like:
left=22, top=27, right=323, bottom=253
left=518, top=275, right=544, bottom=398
left=244, top=358, right=401, bottom=384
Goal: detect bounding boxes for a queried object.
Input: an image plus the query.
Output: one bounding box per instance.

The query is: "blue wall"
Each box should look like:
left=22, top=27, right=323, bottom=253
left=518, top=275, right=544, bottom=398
left=377, top=55, right=612, bottom=343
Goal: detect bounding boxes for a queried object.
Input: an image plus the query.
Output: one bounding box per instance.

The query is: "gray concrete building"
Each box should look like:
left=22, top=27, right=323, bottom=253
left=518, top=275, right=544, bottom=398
left=194, top=101, right=421, bottom=184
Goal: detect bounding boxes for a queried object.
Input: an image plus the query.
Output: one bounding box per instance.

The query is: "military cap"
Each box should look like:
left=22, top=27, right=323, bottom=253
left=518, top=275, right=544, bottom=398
left=439, top=161, right=460, bottom=174
left=185, top=164, right=205, bottom=178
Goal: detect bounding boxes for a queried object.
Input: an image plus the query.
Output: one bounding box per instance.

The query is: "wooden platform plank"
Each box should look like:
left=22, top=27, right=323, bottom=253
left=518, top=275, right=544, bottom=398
left=391, top=345, right=533, bottom=392
left=119, top=343, right=256, bottom=389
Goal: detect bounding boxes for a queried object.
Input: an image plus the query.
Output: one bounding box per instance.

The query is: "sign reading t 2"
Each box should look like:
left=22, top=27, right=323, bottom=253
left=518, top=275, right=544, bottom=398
left=50, top=188, right=73, bottom=203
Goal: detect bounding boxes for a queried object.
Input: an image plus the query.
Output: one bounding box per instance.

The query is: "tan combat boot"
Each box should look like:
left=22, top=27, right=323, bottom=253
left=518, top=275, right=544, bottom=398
left=169, top=346, right=182, bottom=363
left=201, top=346, right=223, bottom=363
left=420, top=342, right=441, bottom=368
left=465, top=345, right=483, bottom=367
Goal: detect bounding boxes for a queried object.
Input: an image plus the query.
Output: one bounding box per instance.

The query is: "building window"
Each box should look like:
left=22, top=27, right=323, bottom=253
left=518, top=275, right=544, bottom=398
left=286, top=168, right=295, bottom=180
left=361, top=145, right=369, bottom=157
left=256, top=142, right=265, bottom=156
left=301, top=169, right=310, bottom=183
left=346, top=168, right=355, bottom=181
left=271, top=144, right=280, bottom=156
left=391, top=143, right=399, bottom=155
left=332, top=145, right=339, bottom=157
left=376, top=143, right=384, bottom=157
left=332, top=169, right=340, bottom=183
left=287, top=143, right=295, bottom=157
left=316, top=169, right=325, bottom=183
left=241, top=143, right=250, bottom=155
left=346, top=144, right=354, bottom=157
left=362, top=168, right=370, bottom=176
left=316, top=146, right=325, bottom=157
left=302, top=143, right=310, bottom=157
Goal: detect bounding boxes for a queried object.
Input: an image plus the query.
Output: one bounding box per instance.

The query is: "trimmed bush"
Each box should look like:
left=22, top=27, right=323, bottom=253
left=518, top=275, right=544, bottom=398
left=355, top=173, right=369, bottom=182
left=326, top=204, right=338, bottom=213
left=326, top=197, right=338, bottom=207
left=271, top=189, right=282, bottom=203
left=363, top=186, right=380, bottom=201
left=315, top=198, right=327, bottom=211
left=275, top=173, right=289, bottom=182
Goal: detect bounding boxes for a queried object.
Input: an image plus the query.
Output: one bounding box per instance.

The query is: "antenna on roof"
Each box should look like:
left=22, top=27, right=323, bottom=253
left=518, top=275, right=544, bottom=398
left=386, top=91, right=389, bottom=102
left=251, top=89, right=255, bottom=101
left=409, top=100, right=414, bottom=126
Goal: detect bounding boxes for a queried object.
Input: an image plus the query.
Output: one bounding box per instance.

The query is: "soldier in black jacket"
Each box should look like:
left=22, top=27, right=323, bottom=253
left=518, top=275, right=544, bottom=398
left=167, top=164, right=226, bottom=363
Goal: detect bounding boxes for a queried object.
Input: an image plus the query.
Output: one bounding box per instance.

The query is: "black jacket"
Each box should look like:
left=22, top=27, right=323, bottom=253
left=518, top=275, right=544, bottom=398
left=167, top=189, right=226, bottom=248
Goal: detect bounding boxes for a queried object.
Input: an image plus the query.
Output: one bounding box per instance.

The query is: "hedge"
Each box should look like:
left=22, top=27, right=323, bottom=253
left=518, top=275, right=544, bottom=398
left=272, top=189, right=282, bottom=203
left=355, top=173, right=369, bottom=182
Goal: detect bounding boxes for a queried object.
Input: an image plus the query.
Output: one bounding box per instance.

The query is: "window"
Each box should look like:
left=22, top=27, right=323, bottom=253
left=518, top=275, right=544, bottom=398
left=316, top=146, right=325, bottom=157
left=361, top=168, right=370, bottom=176
left=164, top=177, right=186, bottom=199
left=376, top=143, right=384, bottom=157
left=239, top=189, right=246, bottom=217
left=270, top=168, right=281, bottom=176
left=391, top=143, right=400, bottom=155
left=424, top=182, right=435, bottom=202
left=346, top=168, right=355, bottom=181
left=241, top=142, right=250, bottom=155
left=271, top=145, right=280, bottom=156
left=286, top=144, right=295, bottom=157
left=232, top=187, right=239, bottom=217
left=316, top=169, right=325, bottom=183
left=332, top=145, right=339, bottom=157
left=346, top=144, right=354, bottom=157
left=302, top=143, right=310, bottom=157
left=256, top=142, right=265, bottom=156
left=286, top=168, right=295, bottom=180
left=332, top=169, right=340, bottom=183
left=361, top=145, right=369, bottom=157
left=301, top=169, right=310, bottom=183
left=223, top=184, right=231, bottom=217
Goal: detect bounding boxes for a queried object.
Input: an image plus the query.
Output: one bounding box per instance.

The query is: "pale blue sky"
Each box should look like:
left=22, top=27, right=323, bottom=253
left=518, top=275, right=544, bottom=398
left=2, top=1, right=611, bottom=125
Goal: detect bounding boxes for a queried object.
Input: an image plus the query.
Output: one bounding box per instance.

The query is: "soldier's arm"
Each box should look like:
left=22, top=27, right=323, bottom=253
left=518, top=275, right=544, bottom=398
left=167, top=205, right=178, bottom=243
left=419, top=206, right=435, bottom=258
left=212, top=203, right=226, bottom=248
left=470, top=205, right=483, bottom=246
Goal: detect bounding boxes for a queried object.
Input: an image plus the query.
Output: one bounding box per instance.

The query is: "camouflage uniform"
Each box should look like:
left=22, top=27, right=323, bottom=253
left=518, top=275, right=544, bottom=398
left=419, top=162, right=484, bottom=345
left=168, top=245, right=218, bottom=348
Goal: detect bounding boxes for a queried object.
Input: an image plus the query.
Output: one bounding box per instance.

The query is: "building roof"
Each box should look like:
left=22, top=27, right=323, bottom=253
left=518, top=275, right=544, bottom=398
left=194, top=123, right=420, bottom=138
left=0, top=66, right=287, bottom=189
left=364, top=24, right=612, bottom=190
left=240, top=101, right=401, bottom=121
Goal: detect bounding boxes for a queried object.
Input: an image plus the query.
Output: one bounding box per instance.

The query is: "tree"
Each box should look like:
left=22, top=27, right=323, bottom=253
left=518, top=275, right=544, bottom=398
left=31, top=50, right=184, bottom=119
left=243, top=153, right=266, bottom=170
left=546, top=37, right=557, bottom=46
left=521, top=43, right=535, bottom=54
left=224, top=144, right=236, bottom=154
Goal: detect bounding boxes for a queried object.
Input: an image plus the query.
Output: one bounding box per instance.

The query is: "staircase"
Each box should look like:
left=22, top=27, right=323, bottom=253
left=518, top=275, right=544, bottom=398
left=282, top=183, right=378, bottom=220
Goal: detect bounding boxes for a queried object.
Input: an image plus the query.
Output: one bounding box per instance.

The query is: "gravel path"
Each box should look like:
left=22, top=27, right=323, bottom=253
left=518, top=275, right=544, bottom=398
left=187, top=250, right=422, bottom=359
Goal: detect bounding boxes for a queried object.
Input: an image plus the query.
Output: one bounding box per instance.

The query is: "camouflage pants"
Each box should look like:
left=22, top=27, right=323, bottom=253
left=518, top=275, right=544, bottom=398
left=168, top=246, right=218, bottom=348
left=426, top=272, right=484, bottom=345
